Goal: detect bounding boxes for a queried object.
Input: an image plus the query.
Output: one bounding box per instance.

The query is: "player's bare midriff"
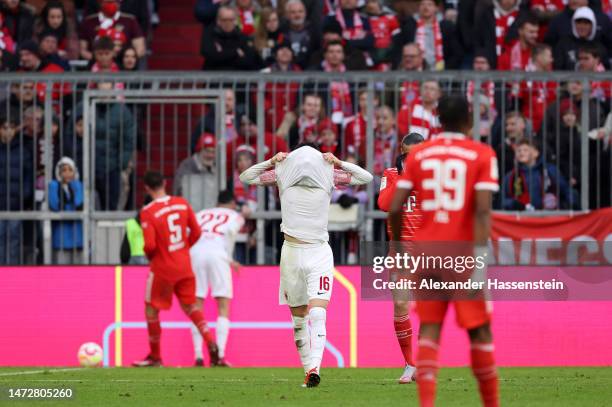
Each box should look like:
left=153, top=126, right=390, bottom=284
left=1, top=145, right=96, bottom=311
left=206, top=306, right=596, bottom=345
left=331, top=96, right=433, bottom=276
left=283, top=233, right=308, bottom=244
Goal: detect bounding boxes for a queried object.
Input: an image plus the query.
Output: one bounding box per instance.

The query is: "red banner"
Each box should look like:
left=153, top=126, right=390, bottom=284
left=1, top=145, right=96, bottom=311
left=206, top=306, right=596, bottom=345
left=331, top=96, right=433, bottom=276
left=490, top=208, right=612, bottom=265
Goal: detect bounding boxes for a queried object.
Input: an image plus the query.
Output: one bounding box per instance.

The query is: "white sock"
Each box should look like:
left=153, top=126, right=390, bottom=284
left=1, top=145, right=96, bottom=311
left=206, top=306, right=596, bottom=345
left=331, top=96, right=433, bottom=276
left=191, top=324, right=203, bottom=360
left=216, top=316, right=230, bottom=359
left=308, top=307, right=327, bottom=373
left=292, top=315, right=311, bottom=374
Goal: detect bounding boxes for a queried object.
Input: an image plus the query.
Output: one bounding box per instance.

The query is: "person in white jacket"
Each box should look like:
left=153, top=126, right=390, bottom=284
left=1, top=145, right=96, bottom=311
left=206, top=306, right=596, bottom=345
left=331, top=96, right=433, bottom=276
left=240, top=143, right=372, bottom=387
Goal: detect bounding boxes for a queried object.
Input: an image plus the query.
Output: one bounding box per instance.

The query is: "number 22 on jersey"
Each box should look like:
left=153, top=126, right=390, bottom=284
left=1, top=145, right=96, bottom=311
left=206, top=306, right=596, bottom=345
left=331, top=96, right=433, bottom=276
left=199, top=213, right=230, bottom=236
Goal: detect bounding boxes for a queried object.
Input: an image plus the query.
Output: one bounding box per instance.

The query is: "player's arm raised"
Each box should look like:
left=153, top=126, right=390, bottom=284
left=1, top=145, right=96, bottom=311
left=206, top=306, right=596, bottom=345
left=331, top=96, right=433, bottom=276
left=377, top=169, right=397, bottom=212
left=239, top=152, right=287, bottom=186
left=389, top=153, right=416, bottom=242
left=140, top=210, right=157, bottom=259
left=325, top=153, right=373, bottom=185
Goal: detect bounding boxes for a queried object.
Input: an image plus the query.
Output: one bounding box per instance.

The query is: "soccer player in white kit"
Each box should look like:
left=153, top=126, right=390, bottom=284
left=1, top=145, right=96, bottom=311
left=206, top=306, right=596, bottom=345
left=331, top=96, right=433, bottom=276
left=240, top=144, right=373, bottom=387
left=190, top=190, right=244, bottom=367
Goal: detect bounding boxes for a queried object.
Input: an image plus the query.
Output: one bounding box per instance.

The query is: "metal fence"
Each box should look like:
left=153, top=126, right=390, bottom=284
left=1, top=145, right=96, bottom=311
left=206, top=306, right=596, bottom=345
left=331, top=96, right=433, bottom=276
left=0, top=71, right=610, bottom=265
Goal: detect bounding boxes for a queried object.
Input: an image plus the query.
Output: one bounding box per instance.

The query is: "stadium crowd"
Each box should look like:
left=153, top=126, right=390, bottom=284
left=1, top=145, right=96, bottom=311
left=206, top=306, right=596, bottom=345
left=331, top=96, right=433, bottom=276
left=1, top=0, right=611, bottom=265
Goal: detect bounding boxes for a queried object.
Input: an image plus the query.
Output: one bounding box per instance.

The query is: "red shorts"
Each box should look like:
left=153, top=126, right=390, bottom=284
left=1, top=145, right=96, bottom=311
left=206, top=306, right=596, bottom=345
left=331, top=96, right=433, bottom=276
left=416, top=300, right=491, bottom=330
left=145, top=272, right=197, bottom=310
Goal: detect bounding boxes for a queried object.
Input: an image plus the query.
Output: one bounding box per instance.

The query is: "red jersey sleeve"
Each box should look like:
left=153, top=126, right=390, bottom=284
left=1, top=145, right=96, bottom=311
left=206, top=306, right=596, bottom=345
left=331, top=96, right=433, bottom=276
left=377, top=168, right=398, bottom=212
left=474, top=145, right=500, bottom=192
left=140, top=208, right=157, bottom=259
left=397, top=153, right=417, bottom=191
left=186, top=205, right=202, bottom=247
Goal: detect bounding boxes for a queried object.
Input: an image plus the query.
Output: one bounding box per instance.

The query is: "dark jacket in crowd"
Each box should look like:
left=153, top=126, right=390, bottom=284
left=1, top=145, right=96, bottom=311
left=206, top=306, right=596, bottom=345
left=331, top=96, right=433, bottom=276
left=93, top=104, right=135, bottom=174
left=0, top=135, right=34, bottom=211
left=502, top=157, right=580, bottom=210
left=0, top=1, right=35, bottom=45
left=308, top=44, right=368, bottom=71
left=281, top=21, right=321, bottom=69
left=201, top=25, right=261, bottom=70
left=544, top=5, right=612, bottom=51
left=323, top=9, right=375, bottom=53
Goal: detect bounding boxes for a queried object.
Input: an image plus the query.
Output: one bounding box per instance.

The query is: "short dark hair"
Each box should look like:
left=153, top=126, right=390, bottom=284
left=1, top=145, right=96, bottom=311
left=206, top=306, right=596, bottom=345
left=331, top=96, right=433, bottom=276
left=143, top=171, right=164, bottom=190
left=532, top=43, right=552, bottom=58
left=217, top=190, right=235, bottom=204
left=578, top=45, right=600, bottom=59
left=516, top=138, right=540, bottom=151
left=438, top=95, right=471, bottom=132
left=518, top=13, right=539, bottom=28
left=324, top=40, right=344, bottom=54
left=402, top=132, right=425, bottom=146
left=295, top=142, right=320, bottom=150
left=93, top=36, right=115, bottom=52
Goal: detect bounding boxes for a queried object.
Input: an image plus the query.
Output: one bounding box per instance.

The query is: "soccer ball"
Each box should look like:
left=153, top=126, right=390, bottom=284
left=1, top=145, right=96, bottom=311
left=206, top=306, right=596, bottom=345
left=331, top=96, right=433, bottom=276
left=78, top=342, right=103, bottom=367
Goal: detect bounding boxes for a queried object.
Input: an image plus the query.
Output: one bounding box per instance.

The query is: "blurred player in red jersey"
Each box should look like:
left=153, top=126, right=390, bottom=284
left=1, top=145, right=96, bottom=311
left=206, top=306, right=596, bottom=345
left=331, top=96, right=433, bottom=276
left=133, top=171, right=219, bottom=367
left=377, top=132, right=424, bottom=384
left=190, top=190, right=245, bottom=367
left=389, top=96, right=500, bottom=406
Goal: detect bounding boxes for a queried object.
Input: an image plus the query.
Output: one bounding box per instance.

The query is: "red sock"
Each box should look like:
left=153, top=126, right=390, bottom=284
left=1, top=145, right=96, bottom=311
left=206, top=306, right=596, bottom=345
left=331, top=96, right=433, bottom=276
left=471, top=342, right=499, bottom=407
left=416, top=338, right=439, bottom=407
left=188, top=308, right=214, bottom=344
left=146, top=315, right=161, bottom=360
left=394, top=314, right=414, bottom=365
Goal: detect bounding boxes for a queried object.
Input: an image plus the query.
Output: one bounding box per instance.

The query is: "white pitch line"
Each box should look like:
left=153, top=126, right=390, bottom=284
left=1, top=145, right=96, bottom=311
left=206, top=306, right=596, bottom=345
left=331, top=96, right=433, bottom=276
left=0, top=368, right=86, bottom=377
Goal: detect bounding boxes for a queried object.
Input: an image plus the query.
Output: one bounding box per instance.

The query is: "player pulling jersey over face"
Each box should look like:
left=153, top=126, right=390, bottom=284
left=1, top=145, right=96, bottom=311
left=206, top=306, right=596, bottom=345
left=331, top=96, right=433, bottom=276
left=240, top=145, right=373, bottom=388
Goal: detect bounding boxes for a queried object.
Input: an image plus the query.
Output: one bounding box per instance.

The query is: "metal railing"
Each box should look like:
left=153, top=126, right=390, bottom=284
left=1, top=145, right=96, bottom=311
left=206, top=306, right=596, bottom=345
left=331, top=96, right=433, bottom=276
left=0, top=71, right=610, bottom=265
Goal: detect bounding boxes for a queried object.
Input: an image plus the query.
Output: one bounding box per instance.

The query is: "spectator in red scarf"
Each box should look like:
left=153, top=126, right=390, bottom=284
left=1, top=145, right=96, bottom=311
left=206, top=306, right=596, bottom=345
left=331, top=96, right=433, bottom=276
left=35, top=1, right=78, bottom=59
left=397, top=43, right=425, bottom=109
left=288, top=93, right=334, bottom=149
left=498, top=14, right=540, bottom=71
left=308, top=18, right=368, bottom=70
left=373, top=105, right=398, bottom=177
left=0, top=0, right=35, bottom=45
left=514, top=44, right=556, bottom=131
left=474, top=0, right=530, bottom=69
left=18, top=40, right=64, bottom=74
left=254, top=7, right=283, bottom=66
left=311, top=40, right=354, bottom=125
left=318, top=122, right=341, bottom=155
left=466, top=51, right=498, bottom=120
left=259, top=41, right=301, bottom=132
left=577, top=45, right=611, bottom=102
left=79, top=0, right=145, bottom=61
left=201, top=5, right=261, bottom=70
left=364, top=0, right=401, bottom=71
left=397, top=80, right=441, bottom=139
left=281, top=0, right=321, bottom=69
left=324, top=0, right=375, bottom=56
left=38, top=31, right=70, bottom=71
left=91, top=36, right=119, bottom=72
left=345, top=88, right=380, bottom=160
left=413, top=0, right=462, bottom=70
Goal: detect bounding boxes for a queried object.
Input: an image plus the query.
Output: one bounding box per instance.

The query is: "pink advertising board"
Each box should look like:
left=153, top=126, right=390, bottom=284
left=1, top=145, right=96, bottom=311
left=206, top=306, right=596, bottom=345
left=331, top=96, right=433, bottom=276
left=1, top=266, right=611, bottom=367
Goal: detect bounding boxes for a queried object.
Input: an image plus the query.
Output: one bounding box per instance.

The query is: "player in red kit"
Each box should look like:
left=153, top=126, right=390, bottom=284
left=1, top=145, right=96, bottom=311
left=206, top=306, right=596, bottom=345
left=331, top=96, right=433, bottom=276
left=389, top=96, right=500, bottom=406
left=133, top=171, right=219, bottom=367
left=377, top=132, right=424, bottom=384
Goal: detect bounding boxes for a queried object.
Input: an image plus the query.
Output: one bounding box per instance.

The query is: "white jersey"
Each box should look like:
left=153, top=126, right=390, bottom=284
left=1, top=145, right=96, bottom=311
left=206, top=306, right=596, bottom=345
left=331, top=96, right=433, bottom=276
left=190, top=207, right=245, bottom=262
left=239, top=146, right=373, bottom=244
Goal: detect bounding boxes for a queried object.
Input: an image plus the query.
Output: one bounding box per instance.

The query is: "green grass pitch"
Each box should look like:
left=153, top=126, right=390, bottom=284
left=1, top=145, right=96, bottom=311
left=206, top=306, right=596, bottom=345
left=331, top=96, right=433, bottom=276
left=0, top=367, right=610, bottom=406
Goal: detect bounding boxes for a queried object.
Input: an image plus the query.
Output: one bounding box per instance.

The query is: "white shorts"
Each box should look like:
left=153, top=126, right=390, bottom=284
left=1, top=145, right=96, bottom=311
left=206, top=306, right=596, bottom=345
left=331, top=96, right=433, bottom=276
left=192, top=254, right=233, bottom=299
left=279, top=241, right=334, bottom=307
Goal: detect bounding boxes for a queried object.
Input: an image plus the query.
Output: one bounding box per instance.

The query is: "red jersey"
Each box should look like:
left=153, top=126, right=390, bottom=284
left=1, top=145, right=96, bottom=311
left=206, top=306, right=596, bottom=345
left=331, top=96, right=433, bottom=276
left=369, top=14, right=400, bottom=49
left=378, top=167, right=421, bottom=241
left=397, top=133, right=499, bottom=241
left=140, top=195, right=202, bottom=281
left=344, top=113, right=367, bottom=158
left=517, top=80, right=557, bottom=131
